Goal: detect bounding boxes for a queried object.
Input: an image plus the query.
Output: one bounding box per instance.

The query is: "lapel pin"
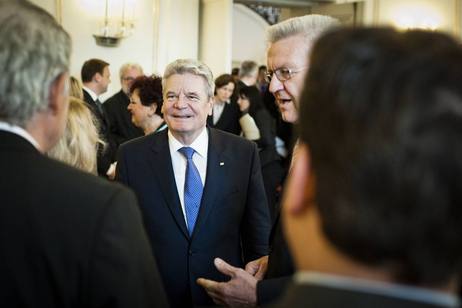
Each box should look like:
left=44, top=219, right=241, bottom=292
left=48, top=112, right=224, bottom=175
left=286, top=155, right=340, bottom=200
left=220, top=162, right=224, bottom=166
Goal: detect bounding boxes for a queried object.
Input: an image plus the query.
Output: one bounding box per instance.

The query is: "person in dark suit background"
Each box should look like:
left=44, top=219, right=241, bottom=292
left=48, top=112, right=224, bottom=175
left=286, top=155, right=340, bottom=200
left=276, top=27, right=462, bottom=308
left=197, top=15, right=339, bottom=306
left=81, top=58, right=114, bottom=177
left=0, top=1, right=167, bottom=307
left=104, top=63, right=144, bottom=147
left=116, top=59, right=271, bottom=307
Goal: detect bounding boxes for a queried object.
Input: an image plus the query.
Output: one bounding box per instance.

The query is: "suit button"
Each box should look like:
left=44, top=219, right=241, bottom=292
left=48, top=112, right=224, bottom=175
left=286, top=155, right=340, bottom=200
left=189, top=250, right=193, bottom=256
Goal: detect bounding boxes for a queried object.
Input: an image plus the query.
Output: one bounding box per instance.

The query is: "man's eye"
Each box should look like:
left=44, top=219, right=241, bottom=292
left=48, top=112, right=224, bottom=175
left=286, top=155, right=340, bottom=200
left=187, top=95, right=199, bottom=101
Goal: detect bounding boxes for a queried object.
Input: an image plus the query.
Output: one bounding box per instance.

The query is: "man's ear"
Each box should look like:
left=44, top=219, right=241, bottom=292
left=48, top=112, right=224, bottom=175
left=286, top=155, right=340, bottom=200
left=207, top=97, right=214, bottom=116
left=282, top=142, right=316, bottom=215
left=149, top=103, right=157, bottom=116
left=93, top=72, right=102, bottom=83
left=48, top=73, right=69, bottom=115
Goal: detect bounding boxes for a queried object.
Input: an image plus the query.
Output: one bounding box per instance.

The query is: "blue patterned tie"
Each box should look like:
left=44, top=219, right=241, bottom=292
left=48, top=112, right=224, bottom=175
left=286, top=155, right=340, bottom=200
left=178, top=147, right=203, bottom=236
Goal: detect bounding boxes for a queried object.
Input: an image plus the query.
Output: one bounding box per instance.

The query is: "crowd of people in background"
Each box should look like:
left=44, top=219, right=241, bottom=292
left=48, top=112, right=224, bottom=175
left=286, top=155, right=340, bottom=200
left=2, top=1, right=462, bottom=308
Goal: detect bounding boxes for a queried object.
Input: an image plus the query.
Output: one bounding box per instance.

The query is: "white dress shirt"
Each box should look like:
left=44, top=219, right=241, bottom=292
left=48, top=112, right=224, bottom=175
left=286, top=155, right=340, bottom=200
left=82, top=86, right=100, bottom=102
left=0, top=121, right=40, bottom=151
left=168, top=127, right=208, bottom=226
left=296, top=271, right=459, bottom=307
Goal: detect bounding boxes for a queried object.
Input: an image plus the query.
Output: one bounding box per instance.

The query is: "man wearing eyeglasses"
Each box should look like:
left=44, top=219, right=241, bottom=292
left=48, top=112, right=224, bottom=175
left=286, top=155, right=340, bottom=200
left=104, top=63, right=144, bottom=149
left=197, top=14, right=339, bottom=306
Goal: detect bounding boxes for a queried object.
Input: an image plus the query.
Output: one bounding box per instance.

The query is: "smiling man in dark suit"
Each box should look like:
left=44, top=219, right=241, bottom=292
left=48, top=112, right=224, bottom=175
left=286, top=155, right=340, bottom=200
left=116, top=59, right=271, bottom=307
left=0, top=1, right=167, bottom=307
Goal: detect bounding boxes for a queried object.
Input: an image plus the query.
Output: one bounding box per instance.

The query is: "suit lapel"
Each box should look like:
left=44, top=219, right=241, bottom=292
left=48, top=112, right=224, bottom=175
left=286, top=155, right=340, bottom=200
left=192, top=128, right=229, bottom=238
left=148, top=131, right=189, bottom=239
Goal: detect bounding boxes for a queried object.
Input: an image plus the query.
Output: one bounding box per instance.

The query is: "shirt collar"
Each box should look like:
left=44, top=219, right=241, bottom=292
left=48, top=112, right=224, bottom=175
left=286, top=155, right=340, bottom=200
left=82, top=86, right=99, bottom=102
left=168, top=127, right=208, bottom=159
left=295, top=271, right=459, bottom=307
left=0, top=120, right=40, bottom=151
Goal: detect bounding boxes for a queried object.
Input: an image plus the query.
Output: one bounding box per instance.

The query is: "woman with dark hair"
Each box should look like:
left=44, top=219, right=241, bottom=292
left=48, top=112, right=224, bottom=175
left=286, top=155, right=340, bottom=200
left=127, top=75, right=166, bottom=135
left=207, top=74, right=242, bottom=135
left=208, top=73, right=262, bottom=139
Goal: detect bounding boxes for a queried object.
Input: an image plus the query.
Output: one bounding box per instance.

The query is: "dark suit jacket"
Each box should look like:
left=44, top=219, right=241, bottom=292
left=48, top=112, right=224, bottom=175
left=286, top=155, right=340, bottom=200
left=0, top=131, right=168, bottom=308
left=116, top=128, right=271, bottom=307
left=271, top=282, right=457, bottom=307
left=257, top=208, right=294, bottom=305
left=83, top=89, right=115, bottom=176
left=103, top=89, right=144, bottom=147
left=207, top=101, right=241, bottom=136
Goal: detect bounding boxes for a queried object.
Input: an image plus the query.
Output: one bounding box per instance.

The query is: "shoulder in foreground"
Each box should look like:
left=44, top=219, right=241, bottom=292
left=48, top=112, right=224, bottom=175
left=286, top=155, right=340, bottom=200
left=42, top=155, right=130, bottom=198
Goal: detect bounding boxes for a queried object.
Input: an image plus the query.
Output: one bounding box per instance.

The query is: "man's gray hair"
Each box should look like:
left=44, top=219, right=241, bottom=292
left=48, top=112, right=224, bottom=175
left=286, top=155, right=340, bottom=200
left=119, top=63, right=144, bottom=81
left=239, top=61, right=258, bottom=78
left=163, top=59, right=214, bottom=98
left=0, top=0, right=71, bottom=127
left=267, top=14, right=340, bottom=46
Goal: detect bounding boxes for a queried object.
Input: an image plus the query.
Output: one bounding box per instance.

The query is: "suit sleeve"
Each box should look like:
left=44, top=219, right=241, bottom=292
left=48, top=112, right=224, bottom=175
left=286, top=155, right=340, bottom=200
left=241, top=142, right=271, bottom=262
left=85, top=187, right=168, bottom=308
left=115, top=145, right=128, bottom=185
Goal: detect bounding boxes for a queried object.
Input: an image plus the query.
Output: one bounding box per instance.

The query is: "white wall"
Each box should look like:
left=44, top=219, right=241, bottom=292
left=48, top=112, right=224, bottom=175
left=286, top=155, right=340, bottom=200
left=232, top=4, right=269, bottom=68
left=199, top=0, right=233, bottom=78
left=30, top=0, right=199, bottom=101
left=362, top=0, right=460, bottom=36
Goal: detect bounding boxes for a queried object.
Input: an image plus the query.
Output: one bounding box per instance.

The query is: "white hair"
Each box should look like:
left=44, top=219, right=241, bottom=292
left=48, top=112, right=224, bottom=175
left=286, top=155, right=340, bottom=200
left=0, top=0, right=71, bottom=126
left=119, top=62, right=144, bottom=81
left=267, top=14, right=340, bottom=47
left=162, top=59, right=215, bottom=98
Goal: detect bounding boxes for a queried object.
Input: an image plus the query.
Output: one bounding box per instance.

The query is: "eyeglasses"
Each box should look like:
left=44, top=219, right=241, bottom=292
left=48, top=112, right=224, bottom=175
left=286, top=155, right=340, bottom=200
left=265, top=67, right=308, bottom=83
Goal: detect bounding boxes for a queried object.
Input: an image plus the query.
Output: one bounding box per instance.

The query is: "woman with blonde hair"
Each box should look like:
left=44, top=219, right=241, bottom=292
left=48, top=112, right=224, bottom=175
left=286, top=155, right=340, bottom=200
left=69, top=76, right=83, bottom=99
left=48, top=97, right=104, bottom=174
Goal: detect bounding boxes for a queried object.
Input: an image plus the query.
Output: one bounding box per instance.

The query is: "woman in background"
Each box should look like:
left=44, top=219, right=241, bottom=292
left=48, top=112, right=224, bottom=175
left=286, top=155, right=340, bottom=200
left=48, top=97, right=103, bottom=174
left=127, top=75, right=166, bottom=135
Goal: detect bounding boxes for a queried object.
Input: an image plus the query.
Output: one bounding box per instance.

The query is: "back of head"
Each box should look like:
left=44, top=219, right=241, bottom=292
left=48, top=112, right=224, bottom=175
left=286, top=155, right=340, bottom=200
left=48, top=97, right=102, bottom=174
left=300, top=27, right=462, bottom=286
left=69, top=76, right=83, bottom=99
left=267, top=14, right=340, bottom=47
left=239, top=61, right=258, bottom=79
left=163, top=59, right=214, bottom=98
left=0, top=0, right=71, bottom=127
left=81, top=58, right=109, bottom=83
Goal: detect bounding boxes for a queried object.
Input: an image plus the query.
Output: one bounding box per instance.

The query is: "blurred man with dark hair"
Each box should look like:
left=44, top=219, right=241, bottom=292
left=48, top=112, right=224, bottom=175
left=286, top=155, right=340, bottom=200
left=0, top=1, right=167, bottom=307
left=81, top=58, right=114, bottom=177
left=277, top=27, right=462, bottom=307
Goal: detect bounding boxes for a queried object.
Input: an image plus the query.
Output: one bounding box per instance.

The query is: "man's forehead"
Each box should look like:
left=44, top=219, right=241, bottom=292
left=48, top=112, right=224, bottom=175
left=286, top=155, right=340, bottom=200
left=267, top=35, right=310, bottom=68
left=165, top=73, right=206, bottom=93
left=124, top=67, right=142, bottom=77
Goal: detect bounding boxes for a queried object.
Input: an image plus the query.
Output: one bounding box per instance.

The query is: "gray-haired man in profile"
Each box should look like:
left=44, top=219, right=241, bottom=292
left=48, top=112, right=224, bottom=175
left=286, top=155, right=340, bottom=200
left=198, top=14, right=339, bottom=306
left=0, top=1, right=167, bottom=307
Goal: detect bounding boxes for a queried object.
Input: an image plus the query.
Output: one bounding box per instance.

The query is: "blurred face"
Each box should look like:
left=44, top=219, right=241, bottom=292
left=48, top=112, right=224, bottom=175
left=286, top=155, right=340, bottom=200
left=267, top=34, right=310, bottom=123
left=215, top=82, right=234, bottom=103
left=127, top=88, right=154, bottom=130
left=97, top=66, right=111, bottom=94
left=162, top=73, right=213, bottom=145
left=121, top=67, right=142, bottom=94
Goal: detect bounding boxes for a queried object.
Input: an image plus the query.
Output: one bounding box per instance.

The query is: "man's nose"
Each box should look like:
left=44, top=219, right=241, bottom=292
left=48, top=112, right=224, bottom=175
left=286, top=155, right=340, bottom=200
left=269, top=76, right=283, bottom=94
left=174, top=94, right=188, bottom=108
